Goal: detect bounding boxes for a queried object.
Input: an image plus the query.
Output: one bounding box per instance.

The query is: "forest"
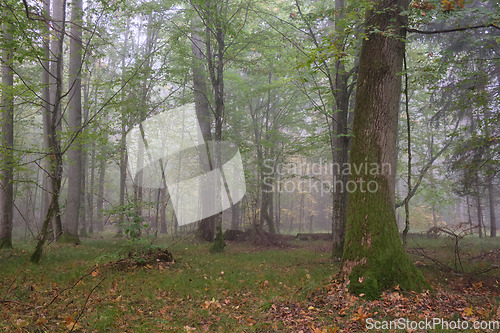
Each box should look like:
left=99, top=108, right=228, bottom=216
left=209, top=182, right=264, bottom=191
left=0, top=0, right=499, bottom=331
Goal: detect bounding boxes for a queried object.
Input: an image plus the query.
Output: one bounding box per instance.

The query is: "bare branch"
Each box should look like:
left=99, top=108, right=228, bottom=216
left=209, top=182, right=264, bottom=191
left=406, top=23, right=500, bottom=34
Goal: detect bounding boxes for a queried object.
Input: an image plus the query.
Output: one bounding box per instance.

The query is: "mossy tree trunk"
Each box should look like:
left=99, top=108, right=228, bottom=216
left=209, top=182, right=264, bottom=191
left=341, top=0, right=429, bottom=299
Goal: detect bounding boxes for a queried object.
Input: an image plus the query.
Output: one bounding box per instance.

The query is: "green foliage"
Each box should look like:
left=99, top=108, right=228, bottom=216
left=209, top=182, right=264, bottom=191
left=104, top=201, right=147, bottom=239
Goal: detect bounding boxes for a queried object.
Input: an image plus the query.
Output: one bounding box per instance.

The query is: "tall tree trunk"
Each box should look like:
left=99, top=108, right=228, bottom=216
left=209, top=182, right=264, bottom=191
left=488, top=177, right=496, bottom=237
left=231, top=202, right=240, bottom=230
left=117, top=17, right=130, bottom=237
left=341, top=0, right=428, bottom=299
left=96, top=157, right=106, bottom=232
left=39, top=0, right=50, bottom=237
left=476, top=188, right=484, bottom=238
left=331, top=0, right=351, bottom=258
left=132, top=141, right=143, bottom=238
left=0, top=15, right=14, bottom=249
left=80, top=150, right=88, bottom=236
left=159, top=188, right=167, bottom=234
left=431, top=205, right=438, bottom=228
left=62, top=0, right=83, bottom=244
left=47, top=0, right=65, bottom=239
left=206, top=4, right=227, bottom=252
left=260, top=75, right=276, bottom=234
left=192, top=21, right=216, bottom=241
left=32, top=0, right=66, bottom=262
left=131, top=14, right=156, bottom=239
left=87, top=143, right=95, bottom=233
left=250, top=102, right=274, bottom=234
left=82, top=74, right=93, bottom=234
left=274, top=176, right=281, bottom=234
left=466, top=195, right=473, bottom=234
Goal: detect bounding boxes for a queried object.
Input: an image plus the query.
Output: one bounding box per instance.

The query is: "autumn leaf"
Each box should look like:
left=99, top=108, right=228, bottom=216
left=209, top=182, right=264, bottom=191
left=201, top=298, right=221, bottom=309
left=352, top=306, right=370, bottom=324
left=246, top=317, right=257, bottom=326
left=463, top=306, right=474, bottom=316
left=309, top=323, right=329, bottom=333
left=472, top=281, right=483, bottom=289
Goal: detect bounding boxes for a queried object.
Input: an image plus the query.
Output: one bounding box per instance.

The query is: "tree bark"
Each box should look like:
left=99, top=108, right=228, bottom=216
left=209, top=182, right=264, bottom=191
left=117, top=17, right=130, bottom=236
left=0, top=15, right=14, bottom=249
left=82, top=75, right=93, bottom=234
left=341, top=0, right=429, bottom=299
left=159, top=188, right=167, bottom=234
left=96, top=157, right=106, bottom=232
left=476, top=187, right=484, bottom=238
left=79, top=150, right=88, bottom=236
left=37, top=0, right=49, bottom=242
left=46, top=0, right=65, bottom=239
left=192, top=19, right=216, bottom=241
left=466, top=195, right=473, bottom=234
left=488, top=177, right=496, bottom=237
left=331, top=0, right=351, bottom=258
left=250, top=101, right=275, bottom=234
left=32, top=0, right=66, bottom=261
left=62, top=0, right=83, bottom=244
left=205, top=3, right=228, bottom=252
left=87, top=143, right=95, bottom=233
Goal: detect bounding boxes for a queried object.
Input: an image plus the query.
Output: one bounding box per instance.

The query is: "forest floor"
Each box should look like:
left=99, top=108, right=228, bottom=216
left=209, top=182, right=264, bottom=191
left=1, top=234, right=499, bottom=332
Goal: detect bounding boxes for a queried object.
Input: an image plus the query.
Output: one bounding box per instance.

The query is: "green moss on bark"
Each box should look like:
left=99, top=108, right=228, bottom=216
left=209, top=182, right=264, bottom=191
left=211, top=226, right=225, bottom=253
left=341, top=0, right=430, bottom=300
left=343, top=173, right=430, bottom=299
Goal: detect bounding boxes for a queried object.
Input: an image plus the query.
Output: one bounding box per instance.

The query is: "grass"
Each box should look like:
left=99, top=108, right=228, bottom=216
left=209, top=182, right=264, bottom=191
left=406, top=234, right=500, bottom=274
left=1, top=234, right=499, bottom=332
left=0, top=236, right=334, bottom=332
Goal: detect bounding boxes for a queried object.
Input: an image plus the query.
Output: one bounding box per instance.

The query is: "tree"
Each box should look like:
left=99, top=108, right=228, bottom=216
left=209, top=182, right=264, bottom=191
left=45, top=0, right=66, bottom=239
left=191, top=16, right=216, bottom=241
left=341, top=0, right=429, bottom=299
left=189, top=0, right=251, bottom=243
left=283, top=0, right=361, bottom=255
left=62, top=0, right=84, bottom=244
left=330, top=0, right=355, bottom=257
left=32, top=0, right=67, bottom=263
left=117, top=16, right=131, bottom=237
left=0, top=11, right=14, bottom=249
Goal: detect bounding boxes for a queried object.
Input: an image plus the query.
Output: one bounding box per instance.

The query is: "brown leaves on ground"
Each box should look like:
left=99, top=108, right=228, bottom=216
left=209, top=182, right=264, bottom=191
left=267, top=278, right=500, bottom=332
left=3, top=272, right=499, bottom=332
left=2, top=242, right=499, bottom=332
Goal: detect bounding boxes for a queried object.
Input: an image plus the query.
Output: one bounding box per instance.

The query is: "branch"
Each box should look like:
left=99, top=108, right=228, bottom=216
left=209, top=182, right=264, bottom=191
left=406, top=23, right=500, bottom=34
left=396, top=118, right=461, bottom=208
left=395, top=139, right=452, bottom=208
left=69, top=277, right=107, bottom=332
